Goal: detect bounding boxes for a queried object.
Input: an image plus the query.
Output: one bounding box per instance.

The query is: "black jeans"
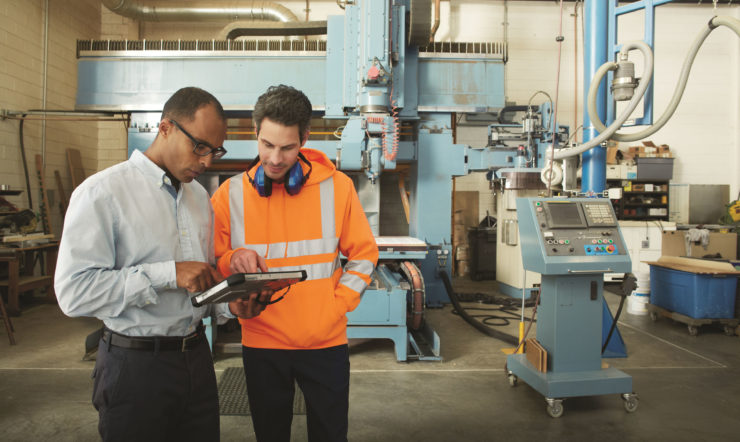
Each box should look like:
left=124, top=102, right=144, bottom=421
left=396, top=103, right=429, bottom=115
left=92, top=334, right=219, bottom=442
left=242, top=345, right=350, bottom=442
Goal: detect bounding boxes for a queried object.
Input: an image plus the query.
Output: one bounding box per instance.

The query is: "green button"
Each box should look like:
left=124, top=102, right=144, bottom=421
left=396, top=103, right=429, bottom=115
left=535, top=202, right=542, bottom=206
left=565, top=240, right=570, bottom=244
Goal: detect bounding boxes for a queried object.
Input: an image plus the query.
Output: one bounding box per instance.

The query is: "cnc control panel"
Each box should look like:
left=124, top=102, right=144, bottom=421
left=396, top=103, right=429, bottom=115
left=531, top=200, right=626, bottom=257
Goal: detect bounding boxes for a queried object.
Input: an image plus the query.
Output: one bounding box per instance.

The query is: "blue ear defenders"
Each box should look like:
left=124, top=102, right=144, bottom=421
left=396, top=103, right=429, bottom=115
left=247, top=152, right=312, bottom=197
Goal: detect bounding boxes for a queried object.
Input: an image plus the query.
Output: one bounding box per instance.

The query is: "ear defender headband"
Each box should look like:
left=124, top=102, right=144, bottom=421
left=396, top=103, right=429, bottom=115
left=247, top=152, right=312, bottom=197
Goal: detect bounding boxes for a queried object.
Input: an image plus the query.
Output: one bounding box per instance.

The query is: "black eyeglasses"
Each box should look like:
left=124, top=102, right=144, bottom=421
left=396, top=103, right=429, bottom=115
left=169, top=119, right=227, bottom=160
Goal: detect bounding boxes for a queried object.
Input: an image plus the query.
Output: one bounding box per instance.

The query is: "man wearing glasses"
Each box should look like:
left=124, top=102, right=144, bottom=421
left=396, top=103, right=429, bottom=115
left=55, top=87, right=268, bottom=441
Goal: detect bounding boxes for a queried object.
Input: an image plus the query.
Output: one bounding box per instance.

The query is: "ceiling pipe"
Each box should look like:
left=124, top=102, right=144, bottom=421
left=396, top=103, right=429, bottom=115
left=429, top=0, right=440, bottom=43
left=217, top=20, right=328, bottom=39
left=101, top=0, right=299, bottom=22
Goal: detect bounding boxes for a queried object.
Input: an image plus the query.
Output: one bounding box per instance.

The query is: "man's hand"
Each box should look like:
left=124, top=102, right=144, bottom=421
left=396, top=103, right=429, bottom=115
left=228, top=289, right=274, bottom=319
left=230, top=248, right=268, bottom=274
left=175, top=261, right=222, bottom=293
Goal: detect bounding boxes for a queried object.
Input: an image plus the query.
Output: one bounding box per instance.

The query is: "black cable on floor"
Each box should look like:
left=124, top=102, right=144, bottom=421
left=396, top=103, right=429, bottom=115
left=438, top=269, right=519, bottom=345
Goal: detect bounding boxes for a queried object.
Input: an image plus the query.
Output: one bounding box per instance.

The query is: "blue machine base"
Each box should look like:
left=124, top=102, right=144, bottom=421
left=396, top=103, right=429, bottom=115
left=507, top=353, right=632, bottom=398
left=347, top=326, right=408, bottom=362
left=497, top=281, right=539, bottom=300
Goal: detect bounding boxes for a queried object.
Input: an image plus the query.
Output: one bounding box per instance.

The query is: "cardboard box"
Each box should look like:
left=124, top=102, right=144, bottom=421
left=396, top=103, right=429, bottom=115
left=623, top=165, right=637, bottom=179
left=627, top=141, right=671, bottom=158
left=661, top=231, right=737, bottom=259
left=606, top=164, right=622, bottom=179
left=645, top=256, right=740, bottom=318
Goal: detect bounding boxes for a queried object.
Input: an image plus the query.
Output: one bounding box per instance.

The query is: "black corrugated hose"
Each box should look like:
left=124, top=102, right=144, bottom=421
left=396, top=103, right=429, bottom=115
left=438, top=269, right=518, bottom=345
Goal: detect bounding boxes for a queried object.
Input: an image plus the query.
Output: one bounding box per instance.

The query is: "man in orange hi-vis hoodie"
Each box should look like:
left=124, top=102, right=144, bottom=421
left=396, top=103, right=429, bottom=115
left=211, top=85, right=378, bottom=442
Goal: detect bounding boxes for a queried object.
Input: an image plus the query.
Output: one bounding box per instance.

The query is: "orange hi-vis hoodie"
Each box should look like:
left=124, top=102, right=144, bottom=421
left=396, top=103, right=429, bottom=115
left=211, top=148, right=379, bottom=349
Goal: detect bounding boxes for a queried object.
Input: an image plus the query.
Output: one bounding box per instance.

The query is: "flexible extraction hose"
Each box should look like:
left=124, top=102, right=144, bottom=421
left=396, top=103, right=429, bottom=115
left=497, top=105, right=531, bottom=124
left=438, top=269, right=518, bottom=345
left=554, top=15, right=740, bottom=159
left=589, top=15, right=740, bottom=143
left=552, top=39, right=653, bottom=159
left=399, top=261, right=425, bottom=331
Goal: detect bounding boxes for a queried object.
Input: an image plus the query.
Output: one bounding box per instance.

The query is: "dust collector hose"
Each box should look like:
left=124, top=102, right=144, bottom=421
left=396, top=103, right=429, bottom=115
left=438, top=269, right=518, bottom=345
left=588, top=15, right=740, bottom=143
left=555, top=15, right=740, bottom=159
left=553, top=40, right=653, bottom=159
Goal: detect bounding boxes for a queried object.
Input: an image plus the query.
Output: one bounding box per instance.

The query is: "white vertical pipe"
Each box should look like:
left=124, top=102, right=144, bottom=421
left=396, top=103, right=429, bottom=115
left=42, top=0, right=49, bottom=164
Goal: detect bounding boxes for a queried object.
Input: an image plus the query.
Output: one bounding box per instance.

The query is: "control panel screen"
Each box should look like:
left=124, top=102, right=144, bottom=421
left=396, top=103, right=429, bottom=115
left=544, top=202, right=586, bottom=228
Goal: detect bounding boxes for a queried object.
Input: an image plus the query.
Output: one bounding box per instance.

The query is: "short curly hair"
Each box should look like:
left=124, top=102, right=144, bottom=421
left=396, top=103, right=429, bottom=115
left=161, top=86, right=225, bottom=123
left=253, top=85, right=312, bottom=144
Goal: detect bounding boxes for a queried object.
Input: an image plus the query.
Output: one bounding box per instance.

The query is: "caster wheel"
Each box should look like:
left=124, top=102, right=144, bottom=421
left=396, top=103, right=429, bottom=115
left=688, top=325, right=698, bottom=336
left=508, top=374, right=518, bottom=387
left=649, top=312, right=658, bottom=321
left=723, top=325, right=735, bottom=336
left=622, top=393, right=639, bottom=413
left=546, top=399, right=563, bottom=418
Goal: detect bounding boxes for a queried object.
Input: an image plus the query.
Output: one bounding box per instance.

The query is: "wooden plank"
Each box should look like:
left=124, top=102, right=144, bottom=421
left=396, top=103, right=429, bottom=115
left=54, top=170, right=68, bottom=217
left=66, top=148, right=86, bottom=190
left=34, top=154, right=52, bottom=235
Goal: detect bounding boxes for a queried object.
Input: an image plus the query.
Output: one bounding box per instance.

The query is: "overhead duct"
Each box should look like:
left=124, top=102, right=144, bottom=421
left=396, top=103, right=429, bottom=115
left=217, top=20, right=327, bottom=39
left=101, top=0, right=299, bottom=22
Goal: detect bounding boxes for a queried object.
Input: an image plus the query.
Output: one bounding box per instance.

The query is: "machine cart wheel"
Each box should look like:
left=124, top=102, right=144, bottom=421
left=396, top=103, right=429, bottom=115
left=507, top=373, right=518, bottom=387
left=621, top=393, right=639, bottom=413
left=646, top=304, right=739, bottom=336
left=545, top=398, right=564, bottom=418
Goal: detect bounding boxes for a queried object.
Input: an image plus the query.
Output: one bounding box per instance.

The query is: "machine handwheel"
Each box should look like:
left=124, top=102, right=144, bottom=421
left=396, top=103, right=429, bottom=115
left=688, top=325, right=699, bottom=336
left=508, top=374, right=518, bottom=387
left=622, top=393, right=639, bottom=413
left=546, top=399, right=564, bottom=418
left=649, top=312, right=658, bottom=321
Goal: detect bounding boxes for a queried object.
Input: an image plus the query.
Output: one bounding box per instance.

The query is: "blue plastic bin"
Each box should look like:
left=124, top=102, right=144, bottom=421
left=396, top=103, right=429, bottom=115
left=650, top=266, right=738, bottom=319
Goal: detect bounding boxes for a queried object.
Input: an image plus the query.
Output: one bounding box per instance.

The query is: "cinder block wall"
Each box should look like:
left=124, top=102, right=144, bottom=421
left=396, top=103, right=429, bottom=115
left=0, top=0, right=101, bottom=237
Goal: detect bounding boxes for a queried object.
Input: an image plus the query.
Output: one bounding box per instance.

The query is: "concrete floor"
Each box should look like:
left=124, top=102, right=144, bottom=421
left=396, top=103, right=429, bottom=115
left=2, top=280, right=740, bottom=441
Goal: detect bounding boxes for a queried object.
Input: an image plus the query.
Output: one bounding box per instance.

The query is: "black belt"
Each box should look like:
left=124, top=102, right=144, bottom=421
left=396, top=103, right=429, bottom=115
left=102, top=324, right=204, bottom=352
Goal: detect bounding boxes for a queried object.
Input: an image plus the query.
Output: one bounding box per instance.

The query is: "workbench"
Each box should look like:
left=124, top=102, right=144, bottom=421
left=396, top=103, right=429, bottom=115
left=0, top=242, right=59, bottom=316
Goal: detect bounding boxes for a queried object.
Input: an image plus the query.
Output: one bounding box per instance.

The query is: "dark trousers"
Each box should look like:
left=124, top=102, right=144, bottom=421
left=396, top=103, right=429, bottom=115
left=92, top=334, right=219, bottom=442
left=242, top=345, right=350, bottom=442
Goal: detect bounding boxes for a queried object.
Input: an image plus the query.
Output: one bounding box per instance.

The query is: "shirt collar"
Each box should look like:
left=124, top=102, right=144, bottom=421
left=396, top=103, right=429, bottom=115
left=130, top=149, right=174, bottom=188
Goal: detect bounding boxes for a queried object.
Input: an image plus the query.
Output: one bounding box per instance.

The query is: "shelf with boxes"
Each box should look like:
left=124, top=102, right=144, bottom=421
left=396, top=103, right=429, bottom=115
left=605, top=140, right=674, bottom=221
left=609, top=180, right=670, bottom=221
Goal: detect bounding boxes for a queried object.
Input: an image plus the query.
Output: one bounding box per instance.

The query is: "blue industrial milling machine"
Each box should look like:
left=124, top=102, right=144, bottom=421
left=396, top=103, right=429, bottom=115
left=76, top=0, right=512, bottom=361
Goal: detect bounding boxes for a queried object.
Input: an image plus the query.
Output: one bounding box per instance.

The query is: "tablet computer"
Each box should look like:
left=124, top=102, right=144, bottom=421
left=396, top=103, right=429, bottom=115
left=190, top=270, right=307, bottom=307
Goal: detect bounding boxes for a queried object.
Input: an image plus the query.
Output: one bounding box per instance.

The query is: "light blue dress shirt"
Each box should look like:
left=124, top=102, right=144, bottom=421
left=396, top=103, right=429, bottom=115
left=55, top=149, right=233, bottom=336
